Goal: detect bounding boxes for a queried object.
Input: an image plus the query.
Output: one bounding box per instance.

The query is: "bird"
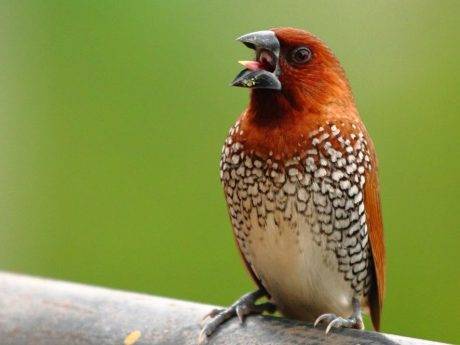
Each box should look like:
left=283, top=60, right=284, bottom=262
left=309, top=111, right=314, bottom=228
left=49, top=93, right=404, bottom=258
left=199, top=27, right=385, bottom=343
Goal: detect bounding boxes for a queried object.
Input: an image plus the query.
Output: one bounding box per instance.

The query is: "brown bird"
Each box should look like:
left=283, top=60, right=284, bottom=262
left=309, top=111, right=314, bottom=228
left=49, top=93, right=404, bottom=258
left=200, top=27, right=385, bottom=343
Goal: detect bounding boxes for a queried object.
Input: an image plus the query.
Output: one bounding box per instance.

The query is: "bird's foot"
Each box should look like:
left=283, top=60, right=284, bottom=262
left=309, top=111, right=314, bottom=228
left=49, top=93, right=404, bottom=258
left=314, top=313, right=364, bottom=334
left=198, top=289, right=276, bottom=344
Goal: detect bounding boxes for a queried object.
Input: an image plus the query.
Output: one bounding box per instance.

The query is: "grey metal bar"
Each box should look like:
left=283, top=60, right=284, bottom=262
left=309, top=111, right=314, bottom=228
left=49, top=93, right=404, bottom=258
left=0, top=272, right=446, bottom=345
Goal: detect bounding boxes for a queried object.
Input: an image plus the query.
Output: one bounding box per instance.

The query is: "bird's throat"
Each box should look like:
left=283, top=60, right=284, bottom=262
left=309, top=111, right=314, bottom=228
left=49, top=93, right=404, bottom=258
left=238, top=90, right=358, bottom=161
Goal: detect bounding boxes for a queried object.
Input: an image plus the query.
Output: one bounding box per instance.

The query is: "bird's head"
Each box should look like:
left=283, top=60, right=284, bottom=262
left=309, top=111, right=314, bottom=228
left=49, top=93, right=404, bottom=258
left=232, top=28, right=354, bottom=120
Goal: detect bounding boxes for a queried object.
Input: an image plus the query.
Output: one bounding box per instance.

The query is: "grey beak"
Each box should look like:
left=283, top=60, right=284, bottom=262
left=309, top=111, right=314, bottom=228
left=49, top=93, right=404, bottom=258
left=231, top=30, right=281, bottom=91
left=236, top=30, right=280, bottom=57
left=231, top=68, right=282, bottom=90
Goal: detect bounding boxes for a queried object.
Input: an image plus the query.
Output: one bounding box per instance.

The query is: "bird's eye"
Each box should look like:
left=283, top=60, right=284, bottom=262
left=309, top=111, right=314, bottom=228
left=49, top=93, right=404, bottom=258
left=290, top=47, right=312, bottom=64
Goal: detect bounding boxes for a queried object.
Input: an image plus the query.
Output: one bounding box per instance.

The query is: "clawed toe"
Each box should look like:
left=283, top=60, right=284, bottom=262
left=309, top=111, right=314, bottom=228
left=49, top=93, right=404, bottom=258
left=313, top=298, right=364, bottom=334
left=325, top=317, right=348, bottom=334
left=201, top=308, right=223, bottom=324
left=314, top=313, right=363, bottom=334
left=199, top=307, right=235, bottom=344
left=235, top=304, right=248, bottom=323
left=199, top=305, right=257, bottom=344
left=199, top=289, right=275, bottom=344
left=313, top=313, right=337, bottom=328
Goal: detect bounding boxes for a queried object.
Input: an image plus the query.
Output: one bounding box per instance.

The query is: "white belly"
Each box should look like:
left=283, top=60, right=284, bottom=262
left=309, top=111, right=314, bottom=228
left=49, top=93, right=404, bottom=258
left=246, top=207, right=354, bottom=321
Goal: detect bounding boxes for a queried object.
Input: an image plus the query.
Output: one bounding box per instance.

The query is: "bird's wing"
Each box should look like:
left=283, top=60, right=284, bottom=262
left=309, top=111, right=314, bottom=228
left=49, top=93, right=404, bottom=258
left=363, top=139, right=385, bottom=331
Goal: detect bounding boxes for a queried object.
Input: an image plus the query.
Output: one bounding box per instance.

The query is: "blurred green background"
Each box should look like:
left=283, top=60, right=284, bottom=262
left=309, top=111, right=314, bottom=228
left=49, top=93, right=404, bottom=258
left=0, top=1, right=459, bottom=343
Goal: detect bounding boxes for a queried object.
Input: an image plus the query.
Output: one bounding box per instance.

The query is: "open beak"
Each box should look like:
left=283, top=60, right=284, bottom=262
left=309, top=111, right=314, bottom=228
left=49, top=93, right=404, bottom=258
left=231, top=30, right=281, bottom=90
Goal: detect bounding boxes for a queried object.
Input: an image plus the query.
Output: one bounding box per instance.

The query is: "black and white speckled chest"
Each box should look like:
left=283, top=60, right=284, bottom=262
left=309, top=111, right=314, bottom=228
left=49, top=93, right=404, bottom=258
left=220, top=120, right=375, bottom=320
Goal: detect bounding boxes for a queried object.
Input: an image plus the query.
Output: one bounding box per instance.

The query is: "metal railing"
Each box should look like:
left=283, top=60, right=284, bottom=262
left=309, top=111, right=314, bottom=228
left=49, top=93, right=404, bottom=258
left=0, top=272, right=446, bottom=345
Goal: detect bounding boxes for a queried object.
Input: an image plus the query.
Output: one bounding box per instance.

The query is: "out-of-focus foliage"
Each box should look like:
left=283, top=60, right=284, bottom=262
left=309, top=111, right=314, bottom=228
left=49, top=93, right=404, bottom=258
left=0, top=1, right=458, bottom=342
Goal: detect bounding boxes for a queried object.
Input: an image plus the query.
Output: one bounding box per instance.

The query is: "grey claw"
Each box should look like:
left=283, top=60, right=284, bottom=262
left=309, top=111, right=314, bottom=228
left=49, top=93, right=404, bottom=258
left=199, top=289, right=275, bottom=343
left=315, top=299, right=364, bottom=334
left=235, top=305, right=246, bottom=323
left=314, top=313, right=336, bottom=327
left=325, top=317, right=344, bottom=334
left=315, top=314, right=363, bottom=334
left=199, top=309, right=231, bottom=344
left=198, top=328, right=209, bottom=345
left=201, top=308, right=222, bottom=324
left=314, top=313, right=363, bottom=334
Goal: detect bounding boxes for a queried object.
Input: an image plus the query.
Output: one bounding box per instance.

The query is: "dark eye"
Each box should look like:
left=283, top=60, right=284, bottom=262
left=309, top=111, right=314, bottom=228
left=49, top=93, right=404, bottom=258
left=290, top=47, right=312, bottom=64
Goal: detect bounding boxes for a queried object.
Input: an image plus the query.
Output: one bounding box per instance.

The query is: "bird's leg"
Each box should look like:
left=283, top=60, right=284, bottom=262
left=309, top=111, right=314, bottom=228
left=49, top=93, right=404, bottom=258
left=313, top=297, right=364, bottom=334
left=199, top=289, right=276, bottom=344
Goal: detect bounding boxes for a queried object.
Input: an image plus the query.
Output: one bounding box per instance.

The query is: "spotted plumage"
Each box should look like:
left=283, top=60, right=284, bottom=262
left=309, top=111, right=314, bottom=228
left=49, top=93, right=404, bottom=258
left=220, top=116, right=375, bottom=320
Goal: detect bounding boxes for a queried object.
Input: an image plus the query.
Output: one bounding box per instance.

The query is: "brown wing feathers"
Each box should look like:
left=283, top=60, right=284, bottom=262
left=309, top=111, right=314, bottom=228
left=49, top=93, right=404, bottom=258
left=364, top=141, right=385, bottom=330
